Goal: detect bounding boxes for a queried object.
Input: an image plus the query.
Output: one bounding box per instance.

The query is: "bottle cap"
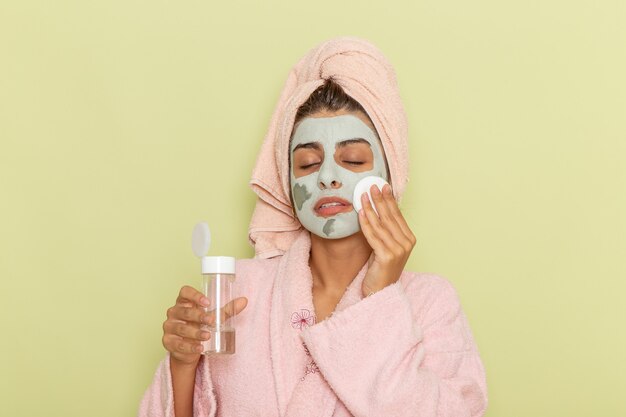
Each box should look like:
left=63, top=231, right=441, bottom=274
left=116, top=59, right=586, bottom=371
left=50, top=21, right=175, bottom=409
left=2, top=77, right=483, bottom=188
left=201, top=256, right=236, bottom=274
left=352, top=176, right=390, bottom=215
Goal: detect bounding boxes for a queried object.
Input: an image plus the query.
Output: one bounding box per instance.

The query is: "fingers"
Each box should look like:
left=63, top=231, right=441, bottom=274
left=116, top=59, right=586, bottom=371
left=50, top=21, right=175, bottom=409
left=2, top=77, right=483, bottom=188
left=176, top=285, right=210, bottom=308
left=359, top=186, right=402, bottom=253
left=163, top=333, right=204, bottom=355
left=167, top=304, right=207, bottom=325
left=169, top=293, right=248, bottom=323
left=359, top=184, right=415, bottom=253
left=163, top=319, right=211, bottom=341
left=163, top=304, right=210, bottom=358
left=379, top=184, right=417, bottom=246
left=163, top=288, right=248, bottom=361
left=369, top=185, right=405, bottom=237
left=358, top=198, right=388, bottom=255
left=225, top=296, right=248, bottom=318
left=205, top=297, right=249, bottom=326
left=164, top=285, right=249, bottom=354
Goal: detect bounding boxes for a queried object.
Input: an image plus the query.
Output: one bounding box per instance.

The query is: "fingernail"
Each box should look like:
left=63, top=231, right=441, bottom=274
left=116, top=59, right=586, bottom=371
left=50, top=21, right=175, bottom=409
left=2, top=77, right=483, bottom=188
left=200, top=297, right=210, bottom=307
left=195, top=345, right=203, bottom=353
left=372, top=185, right=381, bottom=195
left=201, top=332, right=211, bottom=340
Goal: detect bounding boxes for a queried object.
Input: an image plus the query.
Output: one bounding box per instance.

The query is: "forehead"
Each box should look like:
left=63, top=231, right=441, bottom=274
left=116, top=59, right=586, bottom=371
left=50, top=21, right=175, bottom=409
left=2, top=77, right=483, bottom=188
left=290, top=114, right=379, bottom=150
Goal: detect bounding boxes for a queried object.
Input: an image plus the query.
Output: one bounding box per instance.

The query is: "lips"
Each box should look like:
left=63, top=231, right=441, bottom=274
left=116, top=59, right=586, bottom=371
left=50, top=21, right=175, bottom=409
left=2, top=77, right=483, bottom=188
left=314, top=196, right=352, bottom=217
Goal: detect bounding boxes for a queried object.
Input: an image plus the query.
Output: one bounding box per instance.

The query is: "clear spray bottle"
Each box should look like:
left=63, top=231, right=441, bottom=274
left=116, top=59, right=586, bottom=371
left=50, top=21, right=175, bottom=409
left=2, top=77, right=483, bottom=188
left=192, top=222, right=237, bottom=354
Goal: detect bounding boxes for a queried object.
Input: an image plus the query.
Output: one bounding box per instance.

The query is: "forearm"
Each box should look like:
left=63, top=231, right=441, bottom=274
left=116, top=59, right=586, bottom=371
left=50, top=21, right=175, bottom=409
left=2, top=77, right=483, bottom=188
left=170, top=357, right=199, bottom=417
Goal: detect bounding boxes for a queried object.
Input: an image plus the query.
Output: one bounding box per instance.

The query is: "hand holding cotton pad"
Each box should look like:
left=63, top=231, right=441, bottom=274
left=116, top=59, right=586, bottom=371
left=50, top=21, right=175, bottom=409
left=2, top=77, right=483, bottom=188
left=353, top=176, right=390, bottom=216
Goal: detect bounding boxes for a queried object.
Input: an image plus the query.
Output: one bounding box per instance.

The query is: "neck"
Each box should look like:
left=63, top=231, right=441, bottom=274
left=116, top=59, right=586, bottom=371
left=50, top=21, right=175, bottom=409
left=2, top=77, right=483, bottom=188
left=309, top=231, right=372, bottom=296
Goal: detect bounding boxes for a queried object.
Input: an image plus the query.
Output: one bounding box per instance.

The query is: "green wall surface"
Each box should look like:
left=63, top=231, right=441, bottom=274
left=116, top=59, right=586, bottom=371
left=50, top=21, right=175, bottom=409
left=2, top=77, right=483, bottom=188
left=1, top=1, right=624, bottom=416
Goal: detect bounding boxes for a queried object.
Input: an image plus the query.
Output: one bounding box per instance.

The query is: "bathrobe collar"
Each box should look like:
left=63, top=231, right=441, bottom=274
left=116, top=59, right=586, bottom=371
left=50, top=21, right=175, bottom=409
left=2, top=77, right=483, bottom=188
left=269, top=229, right=369, bottom=416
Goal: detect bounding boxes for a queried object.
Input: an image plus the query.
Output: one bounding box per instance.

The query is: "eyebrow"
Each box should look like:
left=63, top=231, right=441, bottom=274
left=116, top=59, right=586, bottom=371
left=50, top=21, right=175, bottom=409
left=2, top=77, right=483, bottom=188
left=293, top=138, right=371, bottom=152
left=336, top=138, right=371, bottom=148
left=293, top=142, right=322, bottom=152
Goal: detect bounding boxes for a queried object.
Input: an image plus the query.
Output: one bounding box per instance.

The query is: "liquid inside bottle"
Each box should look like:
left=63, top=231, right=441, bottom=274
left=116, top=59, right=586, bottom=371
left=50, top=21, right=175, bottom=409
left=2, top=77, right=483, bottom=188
left=200, top=267, right=236, bottom=355
left=202, top=326, right=235, bottom=354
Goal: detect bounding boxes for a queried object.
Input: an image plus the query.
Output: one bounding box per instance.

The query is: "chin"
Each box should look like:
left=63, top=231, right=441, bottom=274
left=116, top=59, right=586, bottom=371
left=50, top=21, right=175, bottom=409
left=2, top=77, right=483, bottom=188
left=308, top=227, right=362, bottom=240
left=299, top=211, right=362, bottom=240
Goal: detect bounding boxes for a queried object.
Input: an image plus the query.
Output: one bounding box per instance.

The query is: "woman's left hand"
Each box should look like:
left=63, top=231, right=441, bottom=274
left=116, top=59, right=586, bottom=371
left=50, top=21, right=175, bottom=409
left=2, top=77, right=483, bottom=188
left=358, top=183, right=417, bottom=298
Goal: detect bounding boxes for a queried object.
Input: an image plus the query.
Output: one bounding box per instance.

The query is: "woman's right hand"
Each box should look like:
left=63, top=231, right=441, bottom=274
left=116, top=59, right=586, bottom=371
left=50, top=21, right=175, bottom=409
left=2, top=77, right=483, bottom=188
left=162, top=285, right=248, bottom=366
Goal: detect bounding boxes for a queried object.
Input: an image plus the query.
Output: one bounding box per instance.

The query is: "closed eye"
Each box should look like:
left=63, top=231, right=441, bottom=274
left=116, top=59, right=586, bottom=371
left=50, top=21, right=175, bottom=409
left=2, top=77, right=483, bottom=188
left=344, top=161, right=364, bottom=165
left=300, top=162, right=320, bottom=169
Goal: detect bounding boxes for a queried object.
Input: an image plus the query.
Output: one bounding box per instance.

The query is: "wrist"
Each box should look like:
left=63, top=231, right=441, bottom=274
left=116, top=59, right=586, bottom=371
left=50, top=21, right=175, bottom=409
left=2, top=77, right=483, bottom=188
left=170, top=354, right=200, bottom=372
left=361, top=283, right=385, bottom=298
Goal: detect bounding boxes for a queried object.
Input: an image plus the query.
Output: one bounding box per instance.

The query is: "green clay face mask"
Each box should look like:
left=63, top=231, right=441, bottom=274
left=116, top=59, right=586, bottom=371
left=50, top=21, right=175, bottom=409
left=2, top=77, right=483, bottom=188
left=289, top=114, right=388, bottom=239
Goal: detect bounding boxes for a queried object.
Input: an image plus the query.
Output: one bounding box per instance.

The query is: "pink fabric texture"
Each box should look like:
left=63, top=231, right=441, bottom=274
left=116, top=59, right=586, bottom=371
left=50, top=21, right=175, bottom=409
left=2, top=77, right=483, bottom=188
left=248, top=36, right=410, bottom=258
left=138, top=230, right=488, bottom=416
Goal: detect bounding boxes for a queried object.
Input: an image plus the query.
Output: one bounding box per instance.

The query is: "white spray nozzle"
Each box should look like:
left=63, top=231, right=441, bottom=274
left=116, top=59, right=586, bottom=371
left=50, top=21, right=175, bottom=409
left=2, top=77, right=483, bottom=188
left=192, top=222, right=211, bottom=258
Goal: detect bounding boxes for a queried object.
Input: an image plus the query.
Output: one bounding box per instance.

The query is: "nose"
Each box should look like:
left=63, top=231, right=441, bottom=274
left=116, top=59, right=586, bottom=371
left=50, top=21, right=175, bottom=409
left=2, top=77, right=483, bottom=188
left=319, top=179, right=342, bottom=189
left=317, top=160, right=342, bottom=190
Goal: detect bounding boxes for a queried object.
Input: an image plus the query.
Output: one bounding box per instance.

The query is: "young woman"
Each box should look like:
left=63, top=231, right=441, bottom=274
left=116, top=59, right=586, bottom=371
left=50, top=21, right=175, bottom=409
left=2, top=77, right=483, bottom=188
left=140, top=37, right=488, bottom=417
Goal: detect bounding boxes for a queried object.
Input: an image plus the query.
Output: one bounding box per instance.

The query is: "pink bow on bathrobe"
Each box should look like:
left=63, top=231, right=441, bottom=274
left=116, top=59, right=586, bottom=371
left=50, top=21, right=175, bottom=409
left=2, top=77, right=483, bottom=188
left=138, top=230, right=488, bottom=417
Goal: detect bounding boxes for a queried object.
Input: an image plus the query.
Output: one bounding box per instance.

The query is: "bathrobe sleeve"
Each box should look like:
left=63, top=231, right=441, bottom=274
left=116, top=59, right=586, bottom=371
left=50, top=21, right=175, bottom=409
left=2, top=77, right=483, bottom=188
left=300, top=275, right=488, bottom=417
left=138, top=352, right=217, bottom=417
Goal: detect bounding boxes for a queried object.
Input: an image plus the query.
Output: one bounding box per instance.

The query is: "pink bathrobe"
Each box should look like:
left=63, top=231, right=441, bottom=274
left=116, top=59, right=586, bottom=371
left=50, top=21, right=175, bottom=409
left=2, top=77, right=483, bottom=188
left=138, top=230, right=488, bottom=416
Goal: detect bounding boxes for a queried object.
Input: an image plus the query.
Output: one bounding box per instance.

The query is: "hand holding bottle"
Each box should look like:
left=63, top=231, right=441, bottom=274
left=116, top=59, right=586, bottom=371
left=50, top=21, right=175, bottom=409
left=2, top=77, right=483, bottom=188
left=162, top=285, right=248, bottom=365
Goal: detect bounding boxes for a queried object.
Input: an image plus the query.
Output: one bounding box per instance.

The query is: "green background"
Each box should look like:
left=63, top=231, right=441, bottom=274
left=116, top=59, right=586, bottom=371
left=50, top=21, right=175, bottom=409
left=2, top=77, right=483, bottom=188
left=1, top=1, right=624, bottom=415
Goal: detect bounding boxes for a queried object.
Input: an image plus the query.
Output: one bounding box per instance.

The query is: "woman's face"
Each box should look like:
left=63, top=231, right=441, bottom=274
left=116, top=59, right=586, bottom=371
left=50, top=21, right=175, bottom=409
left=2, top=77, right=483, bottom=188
left=289, top=109, right=389, bottom=239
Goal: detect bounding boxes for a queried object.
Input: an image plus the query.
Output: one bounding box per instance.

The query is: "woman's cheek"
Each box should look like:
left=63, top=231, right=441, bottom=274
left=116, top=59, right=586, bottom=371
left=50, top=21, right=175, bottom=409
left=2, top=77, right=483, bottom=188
left=292, top=181, right=313, bottom=211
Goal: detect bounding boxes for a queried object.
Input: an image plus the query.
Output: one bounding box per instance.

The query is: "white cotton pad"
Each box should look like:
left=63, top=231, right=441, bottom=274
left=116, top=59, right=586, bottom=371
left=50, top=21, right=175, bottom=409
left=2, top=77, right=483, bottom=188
left=353, top=176, right=390, bottom=216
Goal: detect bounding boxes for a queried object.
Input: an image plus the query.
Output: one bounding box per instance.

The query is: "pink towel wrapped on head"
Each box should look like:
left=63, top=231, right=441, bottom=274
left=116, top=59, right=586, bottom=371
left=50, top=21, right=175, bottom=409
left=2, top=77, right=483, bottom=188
left=248, top=36, right=410, bottom=258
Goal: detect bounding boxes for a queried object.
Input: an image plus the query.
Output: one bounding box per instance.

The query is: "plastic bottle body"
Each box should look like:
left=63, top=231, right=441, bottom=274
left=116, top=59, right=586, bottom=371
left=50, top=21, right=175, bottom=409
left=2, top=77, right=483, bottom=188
left=200, top=272, right=236, bottom=354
